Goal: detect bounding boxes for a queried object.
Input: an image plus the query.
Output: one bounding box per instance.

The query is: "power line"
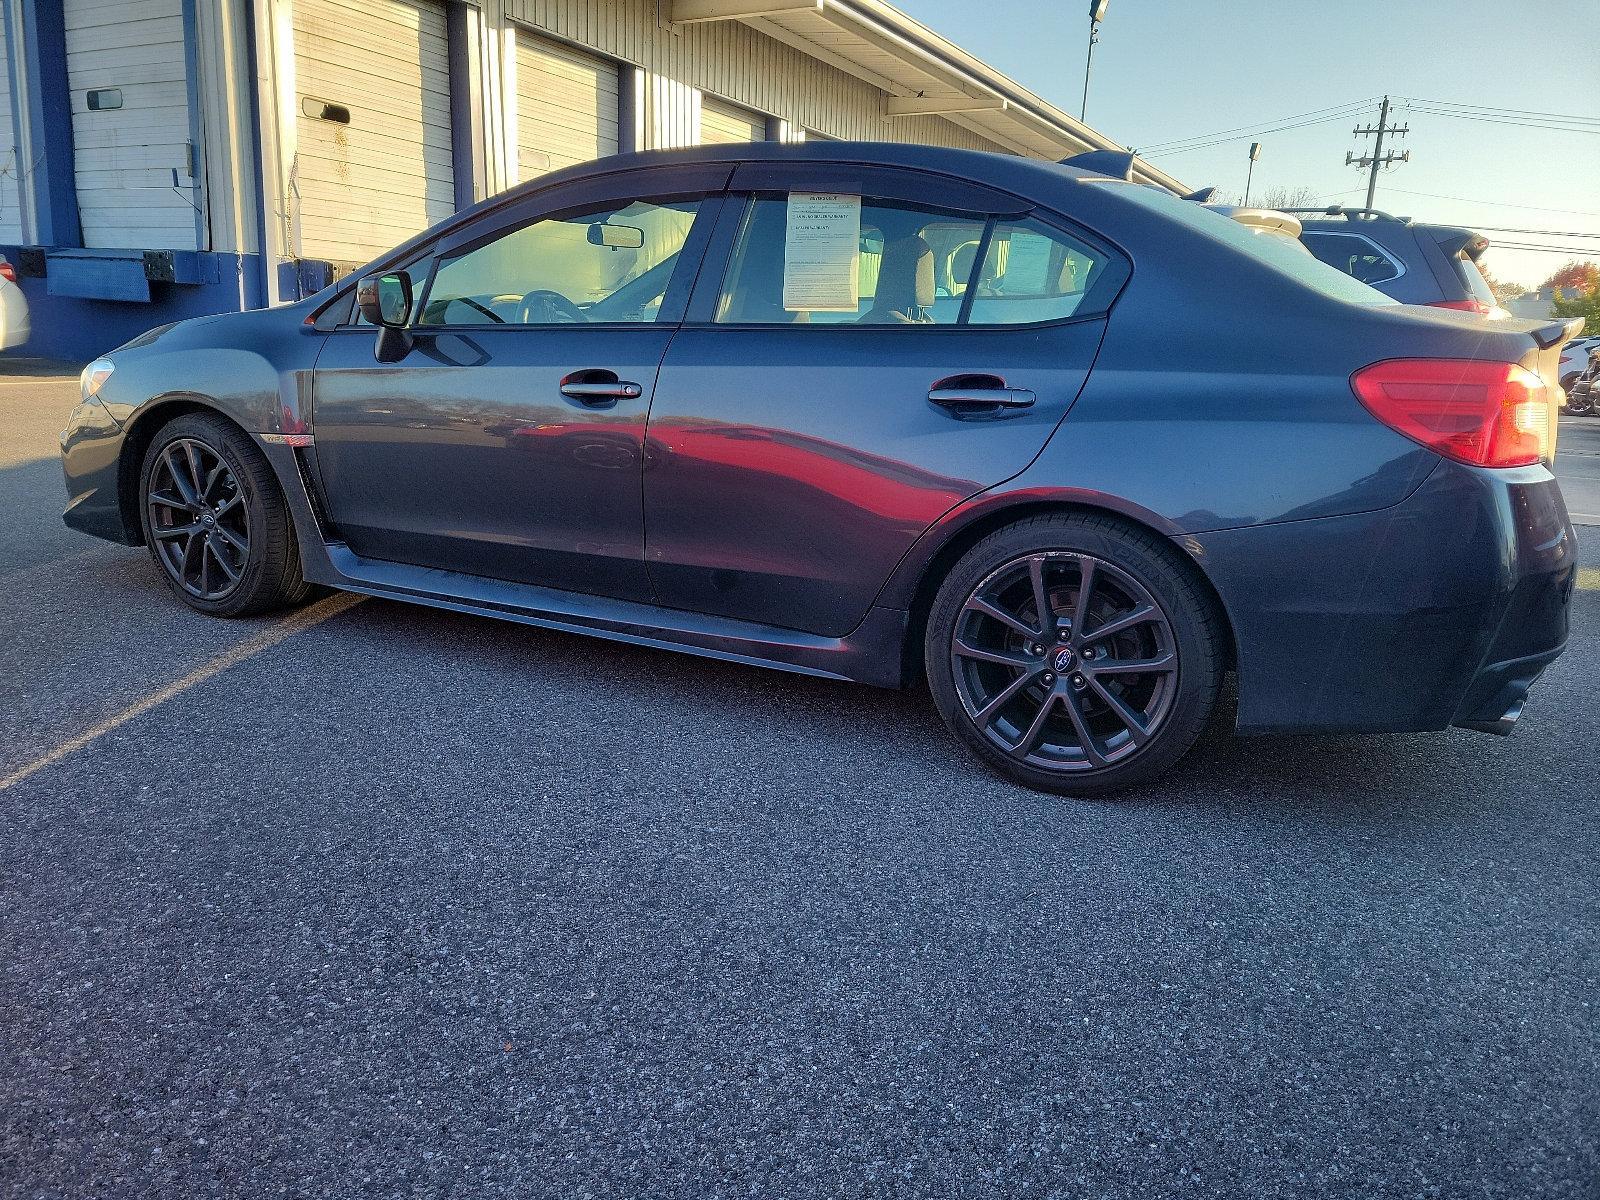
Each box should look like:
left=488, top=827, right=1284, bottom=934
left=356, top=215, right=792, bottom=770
left=1377, top=185, right=1600, bottom=218
left=1483, top=242, right=1600, bottom=256
left=1139, top=99, right=1374, bottom=151
left=1144, top=109, right=1371, bottom=155
left=1139, top=99, right=1374, bottom=154
left=1402, top=106, right=1600, bottom=135
left=1400, top=97, right=1600, bottom=126
left=1143, top=110, right=1372, bottom=158
left=1460, top=225, right=1600, bottom=239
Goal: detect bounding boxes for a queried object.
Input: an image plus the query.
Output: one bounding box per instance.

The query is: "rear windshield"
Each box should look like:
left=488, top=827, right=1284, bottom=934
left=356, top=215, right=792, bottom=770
left=1104, top=184, right=1399, bottom=306
left=1455, top=252, right=1498, bottom=308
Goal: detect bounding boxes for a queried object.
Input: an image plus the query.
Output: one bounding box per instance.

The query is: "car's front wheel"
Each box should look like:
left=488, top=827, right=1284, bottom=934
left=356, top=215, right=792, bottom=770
left=925, top=513, right=1226, bottom=796
left=139, top=412, right=314, bottom=616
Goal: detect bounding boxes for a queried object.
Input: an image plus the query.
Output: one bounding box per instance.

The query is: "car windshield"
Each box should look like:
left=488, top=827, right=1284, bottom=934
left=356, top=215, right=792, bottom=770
left=1107, top=184, right=1398, bottom=306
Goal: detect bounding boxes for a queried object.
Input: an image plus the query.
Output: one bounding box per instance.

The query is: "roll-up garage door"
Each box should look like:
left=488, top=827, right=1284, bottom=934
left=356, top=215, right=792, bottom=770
left=700, top=96, right=764, bottom=145
left=515, top=32, right=618, bottom=182
left=64, top=0, right=200, bottom=250
left=293, top=0, right=455, bottom=267
left=0, top=49, right=21, bottom=244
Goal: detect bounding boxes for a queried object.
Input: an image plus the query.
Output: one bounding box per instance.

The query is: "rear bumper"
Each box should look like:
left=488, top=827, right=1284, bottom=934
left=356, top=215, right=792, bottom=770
left=1452, top=645, right=1565, bottom=735
left=1188, top=460, right=1575, bottom=735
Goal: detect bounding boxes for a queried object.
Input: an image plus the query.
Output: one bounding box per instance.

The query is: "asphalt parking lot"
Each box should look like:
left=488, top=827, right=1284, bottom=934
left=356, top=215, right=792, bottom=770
left=2, top=364, right=1597, bottom=1199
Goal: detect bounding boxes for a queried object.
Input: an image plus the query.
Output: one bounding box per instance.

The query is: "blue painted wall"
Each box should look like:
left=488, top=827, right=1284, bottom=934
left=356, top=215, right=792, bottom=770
left=0, top=253, right=267, bottom=363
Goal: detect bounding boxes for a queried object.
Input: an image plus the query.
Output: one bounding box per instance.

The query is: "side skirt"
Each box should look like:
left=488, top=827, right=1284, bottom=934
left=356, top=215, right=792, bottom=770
left=315, top=546, right=910, bottom=688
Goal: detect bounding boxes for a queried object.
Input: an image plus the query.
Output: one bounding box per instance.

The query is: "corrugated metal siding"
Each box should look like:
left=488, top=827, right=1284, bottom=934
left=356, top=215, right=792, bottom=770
left=65, top=0, right=199, bottom=250
left=503, top=0, right=1010, bottom=154
left=0, top=38, right=20, bottom=244
left=700, top=95, right=764, bottom=144
left=293, top=0, right=454, bottom=265
left=646, top=74, right=697, bottom=150
left=515, top=31, right=618, bottom=181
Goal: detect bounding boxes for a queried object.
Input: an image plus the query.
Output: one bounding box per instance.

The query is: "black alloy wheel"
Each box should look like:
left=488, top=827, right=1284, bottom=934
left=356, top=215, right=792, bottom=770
left=950, top=551, right=1178, bottom=771
left=146, top=437, right=251, bottom=601
left=926, top=513, right=1225, bottom=796
left=139, top=412, right=315, bottom=617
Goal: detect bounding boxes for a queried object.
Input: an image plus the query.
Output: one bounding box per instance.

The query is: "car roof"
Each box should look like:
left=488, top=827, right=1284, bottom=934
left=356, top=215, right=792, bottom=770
left=346, top=141, right=1154, bottom=288
left=474, top=140, right=1105, bottom=218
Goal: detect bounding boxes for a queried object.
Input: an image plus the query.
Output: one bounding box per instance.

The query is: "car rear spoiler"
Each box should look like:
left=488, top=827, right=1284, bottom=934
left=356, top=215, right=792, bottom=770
left=1206, top=206, right=1303, bottom=237
left=1533, top=316, right=1586, bottom=350
left=1432, top=227, right=1490, bottom=262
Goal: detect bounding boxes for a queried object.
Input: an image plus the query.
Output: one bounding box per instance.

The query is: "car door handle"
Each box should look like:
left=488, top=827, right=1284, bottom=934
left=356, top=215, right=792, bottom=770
left=559, top=370, right=643, bottom=405
left=928, top=375, right=1037, bottom=413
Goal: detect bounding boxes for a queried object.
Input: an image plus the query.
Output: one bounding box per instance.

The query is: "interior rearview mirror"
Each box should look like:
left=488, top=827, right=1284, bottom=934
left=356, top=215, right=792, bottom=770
left=587, top=223, right=645, bottom=250
left=356, top=271, right=413, bottom=328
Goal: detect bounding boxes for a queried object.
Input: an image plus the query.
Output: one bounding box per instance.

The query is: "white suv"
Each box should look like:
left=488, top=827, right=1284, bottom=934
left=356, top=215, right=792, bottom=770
left=1560, top=336, right=1598, bottom=390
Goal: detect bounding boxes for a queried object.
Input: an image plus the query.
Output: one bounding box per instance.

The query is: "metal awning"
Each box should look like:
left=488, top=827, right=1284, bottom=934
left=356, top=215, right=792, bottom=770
left=670, top=0, right=1188, bottom=193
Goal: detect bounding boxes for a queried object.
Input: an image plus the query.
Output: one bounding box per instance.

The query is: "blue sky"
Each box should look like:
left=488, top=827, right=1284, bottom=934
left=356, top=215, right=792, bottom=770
left=898, top=0, right=1600, bottom=289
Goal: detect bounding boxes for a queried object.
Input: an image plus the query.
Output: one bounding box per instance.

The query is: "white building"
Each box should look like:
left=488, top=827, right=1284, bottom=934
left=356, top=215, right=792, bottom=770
left=0, top=0, right=1184, bottom=360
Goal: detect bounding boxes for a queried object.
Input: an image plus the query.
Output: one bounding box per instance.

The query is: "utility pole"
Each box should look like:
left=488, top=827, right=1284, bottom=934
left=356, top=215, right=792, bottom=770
left=1082, top=0, right=1108, bottom=122
left=1345, top=95, right=1410, bottom=211
left=1244, top=142, right=1261, bottom=207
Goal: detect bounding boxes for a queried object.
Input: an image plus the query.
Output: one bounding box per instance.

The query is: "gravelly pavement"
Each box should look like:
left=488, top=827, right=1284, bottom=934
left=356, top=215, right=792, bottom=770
left=2, top=367, right=1597, bottom=1199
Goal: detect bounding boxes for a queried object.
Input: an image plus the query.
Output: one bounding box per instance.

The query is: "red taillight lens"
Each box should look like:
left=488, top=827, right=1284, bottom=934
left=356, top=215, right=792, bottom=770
left=0, top=262, right=15, bottom=284
left=1351, top=359, right=1551, bottom=468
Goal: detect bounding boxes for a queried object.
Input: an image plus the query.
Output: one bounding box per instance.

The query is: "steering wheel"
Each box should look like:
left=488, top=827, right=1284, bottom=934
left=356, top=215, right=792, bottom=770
left=516, top=289, right=586, bottom=325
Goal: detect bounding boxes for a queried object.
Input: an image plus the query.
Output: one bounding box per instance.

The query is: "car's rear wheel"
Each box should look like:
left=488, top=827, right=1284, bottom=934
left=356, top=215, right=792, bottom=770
left=139, top=412, right=313, bottom=616
left=925, top=513, right=1226, bottom=796
left=1566, top=386, right=1595, bottom=417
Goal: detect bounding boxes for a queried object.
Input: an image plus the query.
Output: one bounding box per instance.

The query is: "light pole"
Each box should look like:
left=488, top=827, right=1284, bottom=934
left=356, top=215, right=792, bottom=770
left=1244, top=141, right=1261, bottom=206
left=1081, top=0, right=1108, bottom=122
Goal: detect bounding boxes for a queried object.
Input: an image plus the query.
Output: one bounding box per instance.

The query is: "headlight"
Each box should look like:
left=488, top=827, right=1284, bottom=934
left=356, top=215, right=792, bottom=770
left=80, top=358, right=114, bottom=401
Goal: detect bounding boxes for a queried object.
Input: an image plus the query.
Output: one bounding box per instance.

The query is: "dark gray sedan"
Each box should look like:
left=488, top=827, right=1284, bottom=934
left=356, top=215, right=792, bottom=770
left=59, top=143, right=1580, bottom=795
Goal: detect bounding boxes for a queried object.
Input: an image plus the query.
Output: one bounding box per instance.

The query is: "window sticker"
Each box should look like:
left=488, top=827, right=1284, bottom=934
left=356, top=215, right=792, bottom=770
left=783, top=192, right=862, bottom=312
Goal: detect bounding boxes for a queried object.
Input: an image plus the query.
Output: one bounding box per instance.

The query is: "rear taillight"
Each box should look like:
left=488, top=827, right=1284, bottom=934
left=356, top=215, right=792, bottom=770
left=1351, top=359, right=1551, bottom=468
left=1427, top=298, right=1494, bottom=316
left=0, top=261, right=15, bottom=284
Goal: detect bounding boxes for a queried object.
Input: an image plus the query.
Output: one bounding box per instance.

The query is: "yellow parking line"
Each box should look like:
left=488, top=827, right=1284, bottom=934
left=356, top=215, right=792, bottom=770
left=0, top=591, right=365, bottom=794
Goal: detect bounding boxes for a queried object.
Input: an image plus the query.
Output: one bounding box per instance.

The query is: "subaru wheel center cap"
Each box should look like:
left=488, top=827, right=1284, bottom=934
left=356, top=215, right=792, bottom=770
left=1052, top=646, right=1074, bottom=672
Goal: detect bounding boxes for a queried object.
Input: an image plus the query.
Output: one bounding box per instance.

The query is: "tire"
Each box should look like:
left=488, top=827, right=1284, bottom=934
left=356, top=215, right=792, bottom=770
left=139, top=412, right=315, bottom=617
left=1568, top=389, right=1595, bottom=417
left=925, top=513, right=1226, bottom=797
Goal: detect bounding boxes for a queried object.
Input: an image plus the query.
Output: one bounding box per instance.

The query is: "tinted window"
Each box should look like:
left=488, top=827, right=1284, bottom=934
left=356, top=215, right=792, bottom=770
left=1108, top=184, right=1397, bottom=305
left=420, top=197, right=700, bottom=326
left=1455, top=252, right=1498, bottom=308
left=716, top=194, right=986, bottom=325
left=1301, top=232, right=1402, bottom=285
left=967, top=217, right=1115, bottom=325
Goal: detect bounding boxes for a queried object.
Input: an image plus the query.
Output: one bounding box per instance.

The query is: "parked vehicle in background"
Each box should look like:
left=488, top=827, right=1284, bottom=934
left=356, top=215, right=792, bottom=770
left=0, top=255, right=30, bottom=351
left=1289, top=207, right=1503, bottom=315
left=1568, top=348, right=1600, bottom=417
left=57, top=144, right=1580, bottom=796
left=1560, top=335, right=1598, bottom=392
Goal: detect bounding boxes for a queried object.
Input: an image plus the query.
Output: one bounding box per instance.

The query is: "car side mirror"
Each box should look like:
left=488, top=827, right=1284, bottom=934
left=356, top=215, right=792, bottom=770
left=356, top=271, right=413, bottom=328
